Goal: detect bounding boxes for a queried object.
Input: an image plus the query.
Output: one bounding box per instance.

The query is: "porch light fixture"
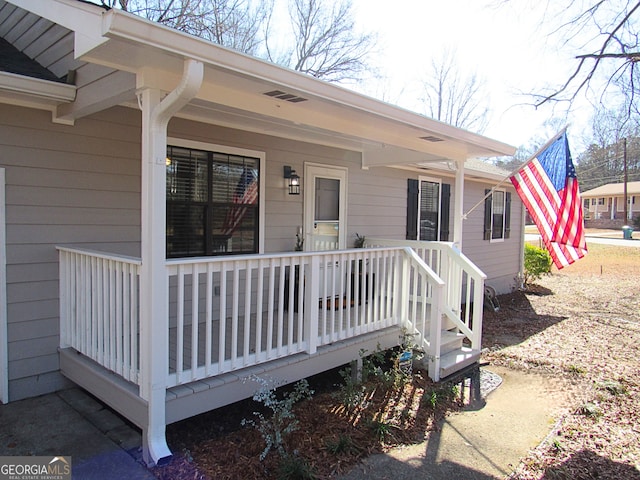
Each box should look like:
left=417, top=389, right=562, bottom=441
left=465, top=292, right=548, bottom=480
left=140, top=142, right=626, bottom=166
left=284, top=166, right=300, bottom=195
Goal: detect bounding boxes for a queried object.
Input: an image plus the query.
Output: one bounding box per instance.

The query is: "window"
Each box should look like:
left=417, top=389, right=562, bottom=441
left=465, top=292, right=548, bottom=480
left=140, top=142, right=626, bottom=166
left=598, top=197, right=605, bottom=205
left=583, top=199, right=590, bottom=209
left=484, top=189, right=511, bottom=241
left=406, top=178, right=450, bottom=241
left=166, top=145, right=260, bottom=258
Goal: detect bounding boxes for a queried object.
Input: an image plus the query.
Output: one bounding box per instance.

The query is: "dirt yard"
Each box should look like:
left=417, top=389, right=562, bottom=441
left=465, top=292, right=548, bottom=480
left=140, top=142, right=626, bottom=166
left=152, top=241, right=640, bottom=480
left=483, top=242, right=640, bottom=479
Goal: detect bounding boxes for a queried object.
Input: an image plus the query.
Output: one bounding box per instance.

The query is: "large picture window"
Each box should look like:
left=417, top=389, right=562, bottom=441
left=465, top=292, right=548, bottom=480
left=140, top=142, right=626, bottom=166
left=166, top=145, right=260, bottom=258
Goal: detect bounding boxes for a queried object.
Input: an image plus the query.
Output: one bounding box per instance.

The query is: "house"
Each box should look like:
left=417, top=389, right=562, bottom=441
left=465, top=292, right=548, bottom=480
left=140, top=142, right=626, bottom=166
left=582, top=181, right=639, bottom=227
left=0, top=0, right=521, bottom=466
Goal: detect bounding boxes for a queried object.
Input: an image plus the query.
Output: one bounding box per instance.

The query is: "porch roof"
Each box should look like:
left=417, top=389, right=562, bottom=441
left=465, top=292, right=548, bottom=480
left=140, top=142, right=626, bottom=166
left=2, top=0, right=516, bottom=168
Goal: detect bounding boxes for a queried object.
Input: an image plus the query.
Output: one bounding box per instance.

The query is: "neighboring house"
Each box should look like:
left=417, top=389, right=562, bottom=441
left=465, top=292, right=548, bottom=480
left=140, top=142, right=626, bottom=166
left=0, top=0, right=521, bottom=466
left=582, top=181, right=639, bottom=226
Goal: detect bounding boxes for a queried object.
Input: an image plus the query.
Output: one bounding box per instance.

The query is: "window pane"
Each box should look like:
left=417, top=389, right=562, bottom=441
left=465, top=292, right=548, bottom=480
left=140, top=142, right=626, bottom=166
left=315, top=178, right=340, bottom=221
left=166, top=203, right=206, bottom=256
left=166, top=147, right=208, bottom=202
left=419, top=180, right=439, bottom=241
left=492, top=191, right=505, bottom=239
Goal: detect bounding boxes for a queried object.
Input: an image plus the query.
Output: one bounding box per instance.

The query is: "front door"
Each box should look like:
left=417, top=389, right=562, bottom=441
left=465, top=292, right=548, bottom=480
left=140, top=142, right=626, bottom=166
left=304, top=164, right=347, bottom=251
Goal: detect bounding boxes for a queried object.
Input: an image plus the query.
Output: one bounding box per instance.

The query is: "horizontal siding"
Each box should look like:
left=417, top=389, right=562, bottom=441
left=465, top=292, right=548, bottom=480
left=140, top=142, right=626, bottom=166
left=1, top=105, right=142, bottom=401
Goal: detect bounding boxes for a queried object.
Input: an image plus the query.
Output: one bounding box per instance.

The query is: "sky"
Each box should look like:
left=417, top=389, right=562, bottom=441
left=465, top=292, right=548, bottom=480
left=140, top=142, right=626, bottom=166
left=346, top=0, right=598, bottom=153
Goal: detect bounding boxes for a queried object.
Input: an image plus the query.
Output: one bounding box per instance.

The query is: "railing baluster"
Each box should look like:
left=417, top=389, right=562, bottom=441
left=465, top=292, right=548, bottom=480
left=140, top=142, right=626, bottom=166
left=243, top=261, right=252, bottom=364
left=176, top=264, right=185, bottom=383
left=190, top=263, right=199, bottom=381
left=205, top=263, right=213, bottom=377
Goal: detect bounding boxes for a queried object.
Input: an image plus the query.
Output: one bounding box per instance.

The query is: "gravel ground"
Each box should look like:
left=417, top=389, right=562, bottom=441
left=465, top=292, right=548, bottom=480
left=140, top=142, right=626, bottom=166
left=482, top=242, right=640, bottom=479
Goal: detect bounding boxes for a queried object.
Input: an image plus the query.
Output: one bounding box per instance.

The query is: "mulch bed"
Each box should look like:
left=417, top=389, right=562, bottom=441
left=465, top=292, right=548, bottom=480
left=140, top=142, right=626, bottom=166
left=151, top=363, right=466, bottom=480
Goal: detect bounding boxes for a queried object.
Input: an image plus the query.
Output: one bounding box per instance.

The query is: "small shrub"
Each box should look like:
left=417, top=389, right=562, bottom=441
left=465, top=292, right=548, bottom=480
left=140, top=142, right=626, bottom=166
left=596, top=379, right=628, bottom=396
left=336, top=366, right=367, bottom=410
left=576, top=402, right=602, bottom=419
left=368, top=419, right=392, bottom=442
left=277, top=453, right=317, bottom=480
left=242, top=377, right=313, bottom=460
left=566, top=364, right=586, bottom=375
left=523, top=243, right=552, bottom=285
left=324, top=434, right=357, bottom=455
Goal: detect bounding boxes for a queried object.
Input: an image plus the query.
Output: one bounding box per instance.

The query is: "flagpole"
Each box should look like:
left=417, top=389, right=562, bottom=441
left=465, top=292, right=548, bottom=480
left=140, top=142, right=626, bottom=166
left=462, top=125, right=569, bottom=220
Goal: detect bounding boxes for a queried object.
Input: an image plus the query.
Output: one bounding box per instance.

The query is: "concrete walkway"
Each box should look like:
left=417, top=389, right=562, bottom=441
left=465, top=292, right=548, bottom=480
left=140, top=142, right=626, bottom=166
left=0, top=388, right=154, bottom=480
left=339, top=366, right=573, bottom=480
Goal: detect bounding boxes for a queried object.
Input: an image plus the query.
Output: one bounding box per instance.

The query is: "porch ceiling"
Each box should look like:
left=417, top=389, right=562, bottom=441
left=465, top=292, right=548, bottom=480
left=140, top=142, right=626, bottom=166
left=3, top=0, right=516, bottom=166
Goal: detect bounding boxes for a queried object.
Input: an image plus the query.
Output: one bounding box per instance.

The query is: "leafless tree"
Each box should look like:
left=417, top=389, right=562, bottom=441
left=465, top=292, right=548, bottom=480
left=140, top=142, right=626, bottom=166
left=527, top=1, right=640, bottom=117
left=267, top=0, right=377, bottom=82
left=419, top=50, right=489, bottom=133
left=102, top=0, right=374, bottom=82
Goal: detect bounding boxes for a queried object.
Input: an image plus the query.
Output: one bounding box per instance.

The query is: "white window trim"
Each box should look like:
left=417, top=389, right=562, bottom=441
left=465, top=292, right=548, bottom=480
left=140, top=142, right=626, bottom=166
left=418, top=175, right=442, bottom=242
left=490, top=188, right=507, bottom=244
left=167, top=137, right=266, bottom=254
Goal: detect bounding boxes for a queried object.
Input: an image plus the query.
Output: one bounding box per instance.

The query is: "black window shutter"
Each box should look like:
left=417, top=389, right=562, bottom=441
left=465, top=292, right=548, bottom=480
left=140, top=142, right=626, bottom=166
left=440, top=183, right=451, bottom=241
left=483, top=189, right=492, bottom=240
left=505, top=191, right=512, bottom=239
left=406, top=179, right=419, bottom=240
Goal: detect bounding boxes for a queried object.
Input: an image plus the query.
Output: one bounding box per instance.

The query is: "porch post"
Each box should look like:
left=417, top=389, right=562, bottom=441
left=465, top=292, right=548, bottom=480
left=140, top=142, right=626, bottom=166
left=138, top=59, right=203, bottom=466
left=453, top=159, right=465, bottom=248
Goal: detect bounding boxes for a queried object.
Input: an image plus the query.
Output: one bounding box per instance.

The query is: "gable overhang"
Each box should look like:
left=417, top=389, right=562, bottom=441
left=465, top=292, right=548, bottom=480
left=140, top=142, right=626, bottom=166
left=0, top=70, right=75, bottom=110
left=5, top=0, right=516, bottom=170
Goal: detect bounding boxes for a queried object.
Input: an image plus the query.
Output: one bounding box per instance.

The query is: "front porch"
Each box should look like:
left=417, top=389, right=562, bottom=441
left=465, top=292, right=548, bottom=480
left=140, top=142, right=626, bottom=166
left=57, top=240, right=485, bottom=465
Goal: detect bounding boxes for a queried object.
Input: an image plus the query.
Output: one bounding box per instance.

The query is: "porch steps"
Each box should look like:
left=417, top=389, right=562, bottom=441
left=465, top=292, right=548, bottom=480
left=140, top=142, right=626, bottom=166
left=438, top=330, right=467, bottom=355
left=439, top=347, right=481, bottom=379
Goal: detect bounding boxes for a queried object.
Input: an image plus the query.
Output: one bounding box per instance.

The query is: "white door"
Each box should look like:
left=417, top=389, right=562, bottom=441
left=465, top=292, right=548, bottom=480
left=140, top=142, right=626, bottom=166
left=304, top=164, right=347, bottom=251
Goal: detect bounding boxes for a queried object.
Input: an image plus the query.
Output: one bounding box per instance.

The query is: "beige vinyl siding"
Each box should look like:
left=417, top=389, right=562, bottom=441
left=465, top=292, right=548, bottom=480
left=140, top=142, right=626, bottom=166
left=462, top=180, right=523, bottom=293
left=1, top=105, right=141, bottom=401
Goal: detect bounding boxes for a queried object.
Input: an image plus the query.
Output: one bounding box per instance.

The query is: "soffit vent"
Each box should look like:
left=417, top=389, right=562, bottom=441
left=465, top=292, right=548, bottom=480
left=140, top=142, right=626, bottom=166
left=263, top=90, right=308, bottom=103
left=420, top=135, right=444, bottom=142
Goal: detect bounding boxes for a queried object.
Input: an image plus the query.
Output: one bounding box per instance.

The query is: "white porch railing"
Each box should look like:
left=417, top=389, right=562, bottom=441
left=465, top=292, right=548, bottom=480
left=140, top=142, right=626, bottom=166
left=164, top=248, right=403, bottom=387
left=57, top=241, right=480, bottom=390
left=58, top=247, right=141, bottom=385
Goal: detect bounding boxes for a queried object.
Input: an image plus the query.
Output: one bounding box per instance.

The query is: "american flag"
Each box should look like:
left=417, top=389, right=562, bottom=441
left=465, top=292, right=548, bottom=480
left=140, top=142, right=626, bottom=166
left=510, top=131, right=587, bottom=269
left=221, top=166, right=258, bottom=237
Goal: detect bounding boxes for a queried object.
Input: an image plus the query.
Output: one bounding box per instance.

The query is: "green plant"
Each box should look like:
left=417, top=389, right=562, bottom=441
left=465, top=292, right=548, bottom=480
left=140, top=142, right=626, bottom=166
left=354, top=232, right=366, bottom=248
left=242, top=377, right=314, bottom=460
left=294, top=233, right=304, bottom=251
left=336, top=365, right=367, bottom=410
left=566, top=364, right=586, bottom=375
left=523, top=243, right=552, bottom=285
left=277, top=453, right=318, bottom=480
left=576, top=402, right=602, bottom=419
left=324, top=434, right=357, bottom=455
left=368, top=419, right=392, bottom=442
left=596, top=379, right=628, bottom=396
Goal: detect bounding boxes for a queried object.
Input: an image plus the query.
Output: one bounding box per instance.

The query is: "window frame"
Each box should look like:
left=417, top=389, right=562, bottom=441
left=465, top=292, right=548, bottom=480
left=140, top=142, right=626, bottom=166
left=166, top=137, right=266, bottom=257
left=484, top=188, right=511, bottom=242
left=417, top=175, right=442, bottom=242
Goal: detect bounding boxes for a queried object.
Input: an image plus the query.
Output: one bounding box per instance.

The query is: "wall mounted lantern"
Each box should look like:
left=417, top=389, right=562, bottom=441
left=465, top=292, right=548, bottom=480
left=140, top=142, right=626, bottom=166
left=283, top=166, right=300, bottom=195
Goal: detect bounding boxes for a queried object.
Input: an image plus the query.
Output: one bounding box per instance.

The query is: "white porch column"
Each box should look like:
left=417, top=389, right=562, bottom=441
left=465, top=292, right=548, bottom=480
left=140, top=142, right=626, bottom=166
left=138, top=59, right=203, bottom=466
left=453, top=159, right=465, bottom=248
